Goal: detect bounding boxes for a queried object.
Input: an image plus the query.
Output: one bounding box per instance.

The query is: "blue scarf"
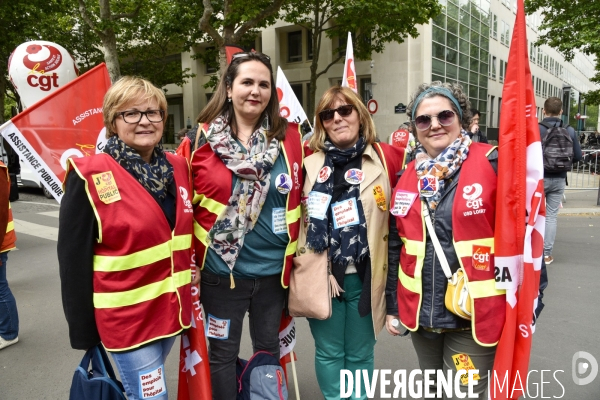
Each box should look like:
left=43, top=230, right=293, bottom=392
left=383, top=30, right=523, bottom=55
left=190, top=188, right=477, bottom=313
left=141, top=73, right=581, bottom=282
left=306, top=137, right=369, bottom=267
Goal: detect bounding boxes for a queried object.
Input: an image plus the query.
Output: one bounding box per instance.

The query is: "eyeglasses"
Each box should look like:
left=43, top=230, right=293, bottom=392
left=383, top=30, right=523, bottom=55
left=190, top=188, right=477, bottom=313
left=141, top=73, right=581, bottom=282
left=232, top=51, right=271, bottom=61
left=413, top=110, right=456, bottom=131
left=118, top=110, right=165, bottom=124
left=319, top=105, right=355, bottom=122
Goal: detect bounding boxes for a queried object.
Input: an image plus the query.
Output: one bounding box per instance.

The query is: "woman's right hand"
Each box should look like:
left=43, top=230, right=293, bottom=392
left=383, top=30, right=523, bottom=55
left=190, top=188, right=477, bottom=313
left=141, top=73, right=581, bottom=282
left=385, top=314, right=401, bottom=336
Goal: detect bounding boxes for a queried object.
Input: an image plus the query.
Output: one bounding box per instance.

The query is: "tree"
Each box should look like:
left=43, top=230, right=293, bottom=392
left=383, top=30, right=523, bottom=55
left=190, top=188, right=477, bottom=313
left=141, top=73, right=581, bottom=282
left=525, top=0, right=600, bottom=104
left=284, top=0, right=441, bottom=118
left=197, top=0, right=291, bottom=72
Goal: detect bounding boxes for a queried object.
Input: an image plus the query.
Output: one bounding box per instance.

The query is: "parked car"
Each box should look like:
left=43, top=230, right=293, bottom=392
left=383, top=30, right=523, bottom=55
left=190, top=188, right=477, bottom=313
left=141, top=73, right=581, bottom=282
left=18, top=158, right=54, bottom=198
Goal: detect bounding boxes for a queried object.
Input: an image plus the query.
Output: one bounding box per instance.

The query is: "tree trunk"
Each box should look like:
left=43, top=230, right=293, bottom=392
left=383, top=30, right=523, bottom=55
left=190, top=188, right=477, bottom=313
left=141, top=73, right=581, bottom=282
left=100, top=29, right=121, bottom=83
left=0, top=74, right=7, bottom=123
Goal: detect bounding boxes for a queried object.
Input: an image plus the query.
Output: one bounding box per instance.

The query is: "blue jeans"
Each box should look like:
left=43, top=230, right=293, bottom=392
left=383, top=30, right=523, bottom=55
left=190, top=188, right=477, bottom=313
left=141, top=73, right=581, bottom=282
left=109, top=336, right=176, bottom=400
left=200, top=270, right=285, bottom=400
left=308, top=274, right=376, bottom=400
left=0, top=252, right=19, bottom=340
left=544, top=177, right=566, bottom=256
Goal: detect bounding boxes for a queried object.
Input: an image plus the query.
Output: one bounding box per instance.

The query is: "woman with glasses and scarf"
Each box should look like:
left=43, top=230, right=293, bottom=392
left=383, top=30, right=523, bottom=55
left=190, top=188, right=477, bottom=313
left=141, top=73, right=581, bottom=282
left=385, top=82, right=532, bottom=398
left=191, top=51, right=303, bottom=399
left=298, top=86, right=404, bottom=399
left=58, top=76, right=197, bottom=399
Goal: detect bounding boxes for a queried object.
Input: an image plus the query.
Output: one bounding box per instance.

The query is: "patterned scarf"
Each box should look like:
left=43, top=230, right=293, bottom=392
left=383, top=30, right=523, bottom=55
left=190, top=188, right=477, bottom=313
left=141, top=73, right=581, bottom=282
left=306, top=137, right=369, bottom=267
left=414, top=130, right=472, bottom=211
left=103, top=135, right=173, bottom=201
left=206, top=115, right=280, bottom=273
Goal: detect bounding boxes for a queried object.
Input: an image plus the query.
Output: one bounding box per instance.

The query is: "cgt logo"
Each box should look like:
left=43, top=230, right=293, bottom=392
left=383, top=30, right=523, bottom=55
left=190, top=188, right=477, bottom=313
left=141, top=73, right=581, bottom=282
left=572, top=351, right=598, bottom=386
left=179, top=186, right=193, bottom=212
left=463, top=183, right=483, bottom=210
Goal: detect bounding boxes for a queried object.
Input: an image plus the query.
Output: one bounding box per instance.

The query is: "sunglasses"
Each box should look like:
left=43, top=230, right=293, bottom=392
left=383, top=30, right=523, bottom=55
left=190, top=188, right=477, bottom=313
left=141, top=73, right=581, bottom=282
left=413, top=110, right=456, bottom=131
left=232, top=51, right=271, bottom=61
left=319, top=104, right=355, bottom=122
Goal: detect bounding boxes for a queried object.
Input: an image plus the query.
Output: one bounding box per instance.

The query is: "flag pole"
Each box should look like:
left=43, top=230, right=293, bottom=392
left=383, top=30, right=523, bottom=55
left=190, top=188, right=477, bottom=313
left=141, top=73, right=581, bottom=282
left=289, top=351, right=300, bottom=399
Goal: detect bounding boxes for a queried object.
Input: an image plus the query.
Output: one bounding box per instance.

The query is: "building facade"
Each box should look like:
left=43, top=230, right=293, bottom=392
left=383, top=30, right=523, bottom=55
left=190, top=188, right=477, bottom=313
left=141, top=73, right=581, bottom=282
left=162, top=0, right=598, bottom=144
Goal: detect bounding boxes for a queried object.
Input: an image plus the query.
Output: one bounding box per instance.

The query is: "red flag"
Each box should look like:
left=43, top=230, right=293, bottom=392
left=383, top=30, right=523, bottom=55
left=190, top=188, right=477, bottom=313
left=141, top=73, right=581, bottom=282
left=341, top=33, right=357, bottom=93
left=278, top=313, right=297, bottom=383
left=225, top=45, right=245, bottom=65
left=0, top=63, right=111, bottom=202
left=492, top=0, right=545, bottom=398
left=177, top=267, right=212, bottom=400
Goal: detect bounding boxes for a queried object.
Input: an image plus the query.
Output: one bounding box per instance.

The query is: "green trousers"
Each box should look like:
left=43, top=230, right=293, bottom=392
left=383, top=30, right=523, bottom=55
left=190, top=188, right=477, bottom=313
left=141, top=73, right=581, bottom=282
left=308, top=273, right=377, bottom=400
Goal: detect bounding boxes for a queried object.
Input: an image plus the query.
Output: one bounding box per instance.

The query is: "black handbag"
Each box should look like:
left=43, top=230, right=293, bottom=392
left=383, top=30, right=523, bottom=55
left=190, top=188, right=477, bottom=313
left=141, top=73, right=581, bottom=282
left=69, top=344, right=126, bottom=400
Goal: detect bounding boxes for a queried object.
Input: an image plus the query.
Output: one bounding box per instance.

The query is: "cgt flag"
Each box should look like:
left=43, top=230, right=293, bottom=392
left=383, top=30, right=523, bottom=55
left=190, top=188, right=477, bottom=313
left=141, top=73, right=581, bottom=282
left=341, top=32, right=357, bottom=93
left=0, top=63, right=111, bottom=202
left=491, top=0, right=545, bottom=398
left=276, top=67, right=309, bottom=125
left=177, top=265, right=212, bottom=400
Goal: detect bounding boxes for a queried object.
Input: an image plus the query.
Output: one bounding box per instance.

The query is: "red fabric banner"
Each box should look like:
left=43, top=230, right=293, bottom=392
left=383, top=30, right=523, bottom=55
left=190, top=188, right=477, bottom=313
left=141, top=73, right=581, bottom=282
left=0, top=63, right=111, bottom=202
left=491, top=0, right=545, bottom=398
left=177, top=277, right=212, bottom=400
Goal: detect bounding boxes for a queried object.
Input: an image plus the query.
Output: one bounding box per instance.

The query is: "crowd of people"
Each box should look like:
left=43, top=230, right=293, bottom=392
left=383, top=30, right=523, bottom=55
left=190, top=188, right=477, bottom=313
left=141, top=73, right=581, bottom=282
left=22, top=50, right=554, bottom=399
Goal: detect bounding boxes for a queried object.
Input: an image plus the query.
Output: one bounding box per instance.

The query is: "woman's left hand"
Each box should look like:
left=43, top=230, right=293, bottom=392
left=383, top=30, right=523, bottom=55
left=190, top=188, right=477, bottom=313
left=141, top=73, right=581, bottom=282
left=191, top=266, right=200, bottom=285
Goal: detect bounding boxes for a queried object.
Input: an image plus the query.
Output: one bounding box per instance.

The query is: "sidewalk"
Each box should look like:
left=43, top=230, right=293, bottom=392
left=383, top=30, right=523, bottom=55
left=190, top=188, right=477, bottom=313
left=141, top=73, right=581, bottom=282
left=559, top=188, right=600, bottom=215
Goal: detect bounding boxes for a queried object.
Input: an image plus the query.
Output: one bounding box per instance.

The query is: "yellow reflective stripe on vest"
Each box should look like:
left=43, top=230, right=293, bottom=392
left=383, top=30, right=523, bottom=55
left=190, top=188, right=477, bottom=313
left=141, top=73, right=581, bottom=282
left=286, top=205, right=301, bottom=224
left=398, top=267, right=421, bottom=294
left=94, top=270, right=191, bottom=308
left=194, top=193, right=226, bottom=216
left=6, top=221, right=13, bottom=233
left=94, top=234, right=192, bottom=272
left=468, top=279, right=505, bottom=298
left=194, top=220, right=208, bottom=245
left=454, top=238, right=495, bottom=258
left=402, top=238, right=425, bottom=256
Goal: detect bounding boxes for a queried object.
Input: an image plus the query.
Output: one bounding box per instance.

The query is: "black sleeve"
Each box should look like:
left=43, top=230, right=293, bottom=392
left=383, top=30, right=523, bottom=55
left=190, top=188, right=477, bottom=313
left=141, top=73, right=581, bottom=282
left=569, top=127, right=583, bottom=162
left=57, top=171, right=101, bottom=350
left=386, top=216, right=402, bottom=315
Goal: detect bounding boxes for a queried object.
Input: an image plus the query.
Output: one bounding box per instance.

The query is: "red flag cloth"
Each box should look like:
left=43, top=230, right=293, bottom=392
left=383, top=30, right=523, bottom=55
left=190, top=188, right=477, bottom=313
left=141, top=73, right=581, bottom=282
left=0, top=63, right=111, bottom=202
left=177, top=278, right=212, bottom=400
left=491, top=0, right=545, bottom=398
left=278, top=312, right=297, bottom=384
left=176, top=137, right=192, bottom=160
left=225, top=46, right=245, bottom=65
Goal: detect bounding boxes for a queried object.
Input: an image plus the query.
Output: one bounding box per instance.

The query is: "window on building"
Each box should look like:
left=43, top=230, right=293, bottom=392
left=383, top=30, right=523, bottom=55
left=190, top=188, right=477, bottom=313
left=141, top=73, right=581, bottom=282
left=497, top=97, right=502, bottom=126
left=543, top=54, right=549, bottom=70
left=537, top=49, right=543, bottom=66
left=307, top=30, right=313, bottom=60
left=490, top=55, right=497, bottom=79
left=288, top=31, right=303, bottom=62
left=360, top=78, right=372, bottom=104
left=490, top=95, right=495, bottom=128
left=290, top=83, right=304, bottom=109
left=491, top=13, right=498, bottom=39
left=499, top=60, right=505, bottom=83
left=543, top=81, right=547, bottom=97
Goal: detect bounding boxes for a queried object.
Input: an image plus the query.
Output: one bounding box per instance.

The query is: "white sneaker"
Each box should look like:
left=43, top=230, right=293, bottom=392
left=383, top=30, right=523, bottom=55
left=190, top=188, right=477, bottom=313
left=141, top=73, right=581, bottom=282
left=0, top=336, right=19, bottom=350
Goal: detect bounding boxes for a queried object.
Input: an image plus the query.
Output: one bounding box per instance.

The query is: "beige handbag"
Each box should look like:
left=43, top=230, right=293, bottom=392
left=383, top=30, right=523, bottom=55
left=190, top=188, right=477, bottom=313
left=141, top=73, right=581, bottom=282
left=422, top=202, right=472, bottom=320
left=288, top=250, right=332, bottom=320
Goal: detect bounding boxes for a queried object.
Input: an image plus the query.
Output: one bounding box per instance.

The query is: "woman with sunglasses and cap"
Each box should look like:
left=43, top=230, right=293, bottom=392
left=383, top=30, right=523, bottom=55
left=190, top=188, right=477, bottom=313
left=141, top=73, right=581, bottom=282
left=385, top=81, right=508, bottom=398
left=58, top=76, right=197, bottom=399
left=191, top=51, right=303, bottom=399
left=298, top=86, right=404, bottom=399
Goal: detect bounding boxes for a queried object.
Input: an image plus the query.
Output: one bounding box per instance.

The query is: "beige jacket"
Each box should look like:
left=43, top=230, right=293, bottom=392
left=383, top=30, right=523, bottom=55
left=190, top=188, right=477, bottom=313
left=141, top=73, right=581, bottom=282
left=297, top=144, right=392, bottom=337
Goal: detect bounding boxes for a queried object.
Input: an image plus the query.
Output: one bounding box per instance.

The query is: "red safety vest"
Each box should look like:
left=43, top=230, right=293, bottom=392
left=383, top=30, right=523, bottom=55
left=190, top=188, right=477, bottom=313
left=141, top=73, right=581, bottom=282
left=393, top=143, right=505, bottom=346
left=192, top=123, right=303, bottom=288
left=0, top=163, right=16, bottom=253
left=68, top=153, right=193, bottom=351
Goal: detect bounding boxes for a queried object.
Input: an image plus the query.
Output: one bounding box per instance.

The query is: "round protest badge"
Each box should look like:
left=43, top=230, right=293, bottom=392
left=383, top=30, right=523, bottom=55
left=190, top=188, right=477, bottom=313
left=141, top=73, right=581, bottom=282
left=345, top=168, right=365, bottom=185
left=419, top=175, right=439, bottom=198
left=276, top=173, right=292, bottom=194
left=317, top=166, right=332, bottom=183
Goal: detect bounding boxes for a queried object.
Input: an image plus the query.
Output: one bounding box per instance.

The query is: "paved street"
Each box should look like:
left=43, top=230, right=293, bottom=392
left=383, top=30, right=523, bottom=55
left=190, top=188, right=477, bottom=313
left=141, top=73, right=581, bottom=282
left=0, top=187, right=599, bottom=399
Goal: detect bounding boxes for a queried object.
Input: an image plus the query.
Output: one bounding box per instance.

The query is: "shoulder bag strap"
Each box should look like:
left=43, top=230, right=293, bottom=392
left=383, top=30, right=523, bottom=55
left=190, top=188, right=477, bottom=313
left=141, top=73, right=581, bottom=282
left=422, top=201, right=452, bottom=280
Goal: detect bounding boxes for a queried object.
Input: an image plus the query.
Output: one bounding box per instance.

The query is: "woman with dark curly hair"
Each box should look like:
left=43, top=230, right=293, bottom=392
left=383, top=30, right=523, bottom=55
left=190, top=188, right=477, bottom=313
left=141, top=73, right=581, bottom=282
left=385, top=81, right=501, bottom=398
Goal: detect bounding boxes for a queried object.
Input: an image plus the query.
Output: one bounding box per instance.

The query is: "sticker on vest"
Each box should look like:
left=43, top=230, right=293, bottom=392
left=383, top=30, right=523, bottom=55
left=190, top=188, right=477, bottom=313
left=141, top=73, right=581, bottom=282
left=272, top=207, right=287, bottom=234
left=92, top=171, right=121, bottom=204
left=391, top=191, right=418, bottom=217
left=472, top=245, right=491, bottom=271
left=372, top=185, right=387, bottom=211
left=138, top=364, right=167, bottom=399
left=179, top=186, right=193, bottom=213
left=276, top=173, right=292, bottom=194
left=451, top=353, right=480, bottom=385
left=206, top=314, right=230, bottom=340
left=463, top=183, right=485, bottom=215
left=345, top=168, right=364, bottom=185
left=419, top=175, right=438, bottom=197
left=317, top=166, right=332, bottom=183
left=331, top=198, right=360, bottom=229
left=308, top=191, right=332, bottom=220
left=293, top=162, right=300, bottom=190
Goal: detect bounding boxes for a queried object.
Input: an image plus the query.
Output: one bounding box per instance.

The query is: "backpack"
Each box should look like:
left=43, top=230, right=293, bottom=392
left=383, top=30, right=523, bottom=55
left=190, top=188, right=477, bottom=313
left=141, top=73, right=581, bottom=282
left=236, top=351, right=288, bottom=400
left=540, top=121, right=574, bottom=172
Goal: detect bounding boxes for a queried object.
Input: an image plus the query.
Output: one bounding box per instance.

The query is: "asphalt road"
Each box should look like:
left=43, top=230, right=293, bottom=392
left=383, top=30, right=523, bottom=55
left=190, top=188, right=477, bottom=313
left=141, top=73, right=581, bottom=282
left=0, top=188, right=599, bottom=399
